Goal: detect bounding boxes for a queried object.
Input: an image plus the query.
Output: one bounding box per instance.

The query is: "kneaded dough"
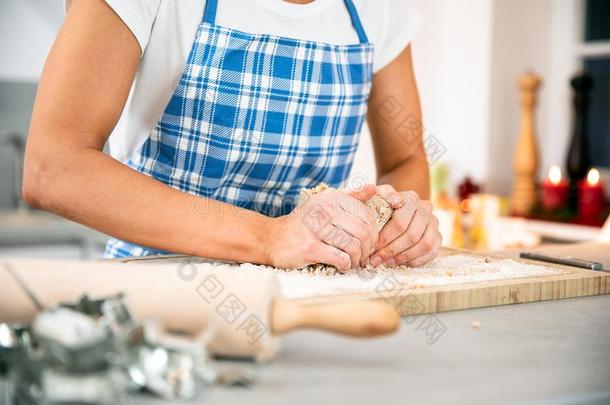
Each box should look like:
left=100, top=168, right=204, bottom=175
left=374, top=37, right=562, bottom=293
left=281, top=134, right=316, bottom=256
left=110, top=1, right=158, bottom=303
left=364, top=195, right=393, bottom=230
left=299, top=183, right=393, bottom=230
left=296, top=184, right=394, bottom=273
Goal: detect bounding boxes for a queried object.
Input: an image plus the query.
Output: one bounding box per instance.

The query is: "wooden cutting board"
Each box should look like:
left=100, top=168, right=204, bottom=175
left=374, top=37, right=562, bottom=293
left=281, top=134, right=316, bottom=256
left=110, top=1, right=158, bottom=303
left=291, top=258, right=610, bottom=316
left=114, top=248, right=610, bottom=316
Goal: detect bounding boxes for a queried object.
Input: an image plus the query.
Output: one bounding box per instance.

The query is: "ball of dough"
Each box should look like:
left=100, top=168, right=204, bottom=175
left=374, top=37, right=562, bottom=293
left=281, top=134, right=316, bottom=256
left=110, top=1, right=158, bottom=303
left=299, top=183, right=393, bottom=230
left=364, top=195, right=393, bottom=230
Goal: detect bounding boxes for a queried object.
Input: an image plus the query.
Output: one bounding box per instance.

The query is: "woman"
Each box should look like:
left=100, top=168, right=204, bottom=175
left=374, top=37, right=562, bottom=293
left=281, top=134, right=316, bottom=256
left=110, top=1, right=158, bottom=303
left=23, top=0, right=441, bottom=270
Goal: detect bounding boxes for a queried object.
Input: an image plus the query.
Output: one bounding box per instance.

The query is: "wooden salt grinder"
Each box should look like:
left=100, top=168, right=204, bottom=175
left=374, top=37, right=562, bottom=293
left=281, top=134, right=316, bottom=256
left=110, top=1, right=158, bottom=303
left=511, top=71, right=541, bottom=216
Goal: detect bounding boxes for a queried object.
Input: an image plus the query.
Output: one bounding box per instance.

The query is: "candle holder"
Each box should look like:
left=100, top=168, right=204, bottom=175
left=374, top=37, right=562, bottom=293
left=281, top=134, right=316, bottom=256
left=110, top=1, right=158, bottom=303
left=578, top=168, right=607, bottom=226
left=540, top=165, right=568, bottom=212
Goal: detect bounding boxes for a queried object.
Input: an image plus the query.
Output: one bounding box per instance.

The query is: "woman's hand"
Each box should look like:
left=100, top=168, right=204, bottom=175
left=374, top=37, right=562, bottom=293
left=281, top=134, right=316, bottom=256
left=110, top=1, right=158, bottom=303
left=369, top=185, right=442, bottom=267
left=266, top=185, right=379, bottom=271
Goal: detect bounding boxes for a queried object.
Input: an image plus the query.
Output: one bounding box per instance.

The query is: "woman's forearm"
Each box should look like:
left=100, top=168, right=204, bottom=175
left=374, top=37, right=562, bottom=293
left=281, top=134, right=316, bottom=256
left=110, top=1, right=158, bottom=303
left=23, top=144, right=272, bottom=264
left=377, top=151, right=430, bottom=199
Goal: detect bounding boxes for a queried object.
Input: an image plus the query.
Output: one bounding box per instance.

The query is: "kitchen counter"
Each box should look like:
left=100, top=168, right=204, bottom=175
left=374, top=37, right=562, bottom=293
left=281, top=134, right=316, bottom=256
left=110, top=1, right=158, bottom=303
left=0, top=209, right=107, bottom=258
left=131, top=294, right=610, bottom=405
left=2, top=294, right=609, bottom=404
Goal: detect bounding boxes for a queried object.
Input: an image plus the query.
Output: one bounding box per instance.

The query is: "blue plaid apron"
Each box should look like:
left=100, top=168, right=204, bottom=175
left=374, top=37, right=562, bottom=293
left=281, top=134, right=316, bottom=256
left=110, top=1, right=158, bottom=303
left=105, top=0, right=374, bottom=258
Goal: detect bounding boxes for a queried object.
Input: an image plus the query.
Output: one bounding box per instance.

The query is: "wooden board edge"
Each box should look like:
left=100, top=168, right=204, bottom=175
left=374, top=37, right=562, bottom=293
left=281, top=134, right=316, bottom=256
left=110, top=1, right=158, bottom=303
left=290, top=271, right=610, bottom=316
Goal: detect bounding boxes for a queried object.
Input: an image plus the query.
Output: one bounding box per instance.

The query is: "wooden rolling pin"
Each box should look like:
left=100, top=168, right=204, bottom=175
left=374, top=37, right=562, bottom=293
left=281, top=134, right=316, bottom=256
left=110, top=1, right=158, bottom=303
left=272, top=299, right=399, bottom=336
left=0, top=258, right=399, bottom=360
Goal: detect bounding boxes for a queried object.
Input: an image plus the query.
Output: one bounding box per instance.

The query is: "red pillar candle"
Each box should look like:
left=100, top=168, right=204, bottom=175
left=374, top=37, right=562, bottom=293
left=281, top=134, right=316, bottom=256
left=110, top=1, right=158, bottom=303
left=579, top=168, right=606, bottom=222
left=541, top=165, right=568, bottom=211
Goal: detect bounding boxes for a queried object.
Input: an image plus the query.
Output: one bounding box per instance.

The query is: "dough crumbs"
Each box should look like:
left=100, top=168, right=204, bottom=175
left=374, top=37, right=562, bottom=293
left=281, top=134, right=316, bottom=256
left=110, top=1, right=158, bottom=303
left=298, top=183, right=330, bottom=205
left=471, top=321, right=481, bottom=329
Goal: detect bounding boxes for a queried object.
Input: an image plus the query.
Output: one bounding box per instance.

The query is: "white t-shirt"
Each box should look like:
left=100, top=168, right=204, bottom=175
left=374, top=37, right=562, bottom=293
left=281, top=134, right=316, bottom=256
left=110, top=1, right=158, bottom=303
left=65, top=0, right=422, bottom=162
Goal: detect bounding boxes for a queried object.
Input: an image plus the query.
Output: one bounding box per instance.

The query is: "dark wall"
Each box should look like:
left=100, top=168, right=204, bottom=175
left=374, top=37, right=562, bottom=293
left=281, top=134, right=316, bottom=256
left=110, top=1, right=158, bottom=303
left=583, top=58, right=610, bottom=170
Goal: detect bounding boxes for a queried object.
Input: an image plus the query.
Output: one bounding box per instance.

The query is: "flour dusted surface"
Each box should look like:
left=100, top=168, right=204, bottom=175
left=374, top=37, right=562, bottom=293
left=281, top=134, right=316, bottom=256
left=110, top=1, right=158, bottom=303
left=200, top=254, right=560, bottom=299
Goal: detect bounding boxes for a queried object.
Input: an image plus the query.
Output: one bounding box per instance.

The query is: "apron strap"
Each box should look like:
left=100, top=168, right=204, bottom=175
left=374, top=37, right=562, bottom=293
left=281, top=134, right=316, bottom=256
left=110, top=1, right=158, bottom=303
left=203, top=0, right=369, bottom=44
left=342, top=0, right=369, bottom=44
left=203, top=0, right=219, bottom=24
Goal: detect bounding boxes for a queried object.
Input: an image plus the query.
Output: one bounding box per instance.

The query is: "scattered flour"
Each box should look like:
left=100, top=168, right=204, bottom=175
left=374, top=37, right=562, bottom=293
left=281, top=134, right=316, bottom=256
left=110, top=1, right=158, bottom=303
left=190, top=254, right=560, bottom=299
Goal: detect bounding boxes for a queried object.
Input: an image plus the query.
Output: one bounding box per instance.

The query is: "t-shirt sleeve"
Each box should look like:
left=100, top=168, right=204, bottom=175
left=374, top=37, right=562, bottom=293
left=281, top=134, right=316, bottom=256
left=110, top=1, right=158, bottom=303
left=64, top=0, right=161, bottom=55
left=374, top=0, right=422, bottom=73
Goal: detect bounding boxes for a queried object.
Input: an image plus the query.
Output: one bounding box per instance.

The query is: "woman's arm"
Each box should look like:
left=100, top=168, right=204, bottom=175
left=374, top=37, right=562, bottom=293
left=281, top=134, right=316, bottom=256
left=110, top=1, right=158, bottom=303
left=366, top=45, right=441, bottom=267
left=367, top=45, right=429, bottom=198
left=23, top=0, right=272, bottom=263
left=23, top=0, right=376, bottom=269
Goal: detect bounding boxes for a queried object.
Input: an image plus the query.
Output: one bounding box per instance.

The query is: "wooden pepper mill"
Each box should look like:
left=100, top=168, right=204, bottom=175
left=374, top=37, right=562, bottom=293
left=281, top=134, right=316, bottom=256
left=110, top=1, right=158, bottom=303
left=566, top=73, right=593, bottom=211
left=511, top=71, right=541, bottom=216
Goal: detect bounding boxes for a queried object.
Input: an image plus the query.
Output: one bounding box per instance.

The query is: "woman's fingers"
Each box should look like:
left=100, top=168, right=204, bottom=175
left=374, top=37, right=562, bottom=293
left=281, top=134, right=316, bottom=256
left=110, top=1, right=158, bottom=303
left=404, top=245, right=441, bottom=268
left=329, top=210, right=370, bottom=266
left=316, top=188, right=377, bottom=264
left=344, top=185, right=380, bottom=248
left=392, top=217, right=442, bottom=266
left=336, top=194, right=377, bottom=258
left=375, top=184, right=407, bottom=209
left=318, top=221, right=362, bottom=269
left=375, top=190, right=419, bottom=249
left=270, top=184, right=378, bottom=270
left=344, top=184, right=377, bottom=202
left=311, top=241, right=352, bottom=271
left=305, top=193, right=370, bottom=269
left=368, top=185, right=441, bottom=267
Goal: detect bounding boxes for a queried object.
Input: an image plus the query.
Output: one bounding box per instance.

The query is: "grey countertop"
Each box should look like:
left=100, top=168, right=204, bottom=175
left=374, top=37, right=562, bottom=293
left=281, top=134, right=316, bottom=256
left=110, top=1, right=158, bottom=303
left=3, top=294, right=608, bottom=404
left=135, top=294, right=610, bottom=405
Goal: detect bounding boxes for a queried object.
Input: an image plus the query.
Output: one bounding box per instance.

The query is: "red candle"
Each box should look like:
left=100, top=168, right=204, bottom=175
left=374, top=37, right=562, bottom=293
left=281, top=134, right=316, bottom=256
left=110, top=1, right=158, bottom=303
left=579, top=168, right=606, bottom=222
left=541, top=165, right=568, bottom=211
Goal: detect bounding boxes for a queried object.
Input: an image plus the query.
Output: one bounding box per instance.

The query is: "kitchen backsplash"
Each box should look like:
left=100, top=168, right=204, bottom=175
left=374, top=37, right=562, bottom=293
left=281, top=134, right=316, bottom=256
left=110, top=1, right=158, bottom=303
left=0, top=80, right=37, bottom=209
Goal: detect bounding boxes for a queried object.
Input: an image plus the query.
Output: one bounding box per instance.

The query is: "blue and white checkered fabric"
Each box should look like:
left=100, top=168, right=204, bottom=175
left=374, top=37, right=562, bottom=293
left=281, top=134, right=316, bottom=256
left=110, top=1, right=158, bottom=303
left=105, top=2, right=374, bottom=258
